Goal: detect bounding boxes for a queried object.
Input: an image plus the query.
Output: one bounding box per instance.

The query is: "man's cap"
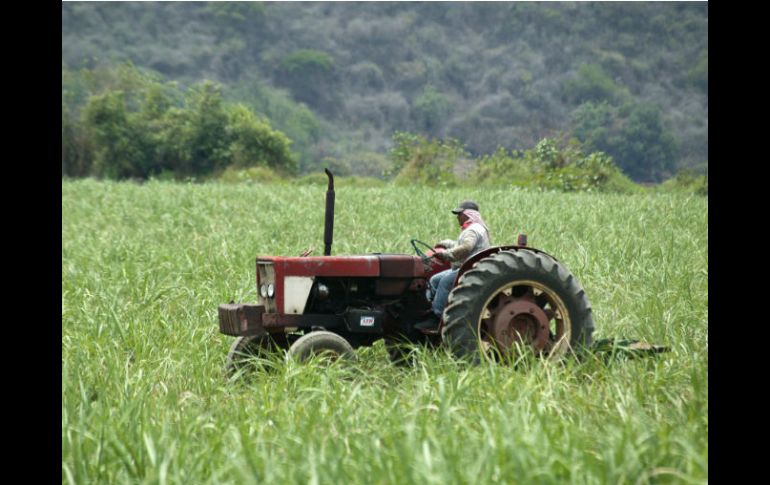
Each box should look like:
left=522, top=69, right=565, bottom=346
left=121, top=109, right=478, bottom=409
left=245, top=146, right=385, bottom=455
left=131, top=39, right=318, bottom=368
left=451, top=200, right=479, bottom=214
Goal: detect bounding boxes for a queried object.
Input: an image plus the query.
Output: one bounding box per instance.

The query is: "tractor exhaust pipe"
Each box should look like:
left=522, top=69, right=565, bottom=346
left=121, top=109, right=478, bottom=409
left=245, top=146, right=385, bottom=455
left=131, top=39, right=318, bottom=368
left=324, top=168, right=335, bottom=256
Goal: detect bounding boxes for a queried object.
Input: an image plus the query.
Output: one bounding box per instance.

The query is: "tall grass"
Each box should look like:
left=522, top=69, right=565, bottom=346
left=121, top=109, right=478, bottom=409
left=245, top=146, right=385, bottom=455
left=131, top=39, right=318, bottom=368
left=62, top=179, right=707, bottom=484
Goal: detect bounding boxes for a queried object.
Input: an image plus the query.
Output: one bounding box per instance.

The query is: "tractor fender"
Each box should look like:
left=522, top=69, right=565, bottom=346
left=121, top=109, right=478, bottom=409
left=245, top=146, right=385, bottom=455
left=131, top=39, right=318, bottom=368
left=453, top=245, right=558, bottom=286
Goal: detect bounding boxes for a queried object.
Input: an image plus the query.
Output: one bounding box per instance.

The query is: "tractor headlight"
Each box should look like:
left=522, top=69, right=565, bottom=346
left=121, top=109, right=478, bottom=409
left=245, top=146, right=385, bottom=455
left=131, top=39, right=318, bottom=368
left=260, top=284, right=268, bottom=298
left=267, top=283, right=275, bottom=298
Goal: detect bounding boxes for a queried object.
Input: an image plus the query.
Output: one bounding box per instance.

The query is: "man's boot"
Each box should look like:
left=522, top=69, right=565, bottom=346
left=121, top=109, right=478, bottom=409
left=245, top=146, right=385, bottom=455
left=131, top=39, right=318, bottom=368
left=414, top=313, right=440, bottom=331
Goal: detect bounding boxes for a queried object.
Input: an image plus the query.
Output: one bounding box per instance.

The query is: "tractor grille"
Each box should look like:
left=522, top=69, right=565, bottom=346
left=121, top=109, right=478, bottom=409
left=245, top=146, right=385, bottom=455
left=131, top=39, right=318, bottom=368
left=257, top=261, right=277, bottom=313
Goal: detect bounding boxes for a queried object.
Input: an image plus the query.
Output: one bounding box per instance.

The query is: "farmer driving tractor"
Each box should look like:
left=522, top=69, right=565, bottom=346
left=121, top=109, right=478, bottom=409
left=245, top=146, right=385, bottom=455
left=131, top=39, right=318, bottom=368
left=415, top=200, right=492, bottom=331
left=219, top=170, right=607, bottom=371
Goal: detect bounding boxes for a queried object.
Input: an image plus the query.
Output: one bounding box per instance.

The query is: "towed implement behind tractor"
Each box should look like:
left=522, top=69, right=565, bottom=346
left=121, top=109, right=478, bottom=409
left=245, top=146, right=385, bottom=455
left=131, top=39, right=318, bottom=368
left=218, top=169, right=595, bottom=374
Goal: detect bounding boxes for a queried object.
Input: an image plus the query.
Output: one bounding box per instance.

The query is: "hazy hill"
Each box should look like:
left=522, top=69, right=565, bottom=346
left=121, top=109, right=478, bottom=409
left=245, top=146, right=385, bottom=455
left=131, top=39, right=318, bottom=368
left=62, top=1, right=707, bottom=182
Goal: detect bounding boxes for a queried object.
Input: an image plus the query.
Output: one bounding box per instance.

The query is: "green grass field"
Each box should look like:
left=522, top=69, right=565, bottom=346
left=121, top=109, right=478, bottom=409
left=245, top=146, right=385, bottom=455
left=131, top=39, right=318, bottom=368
left=62, top=179, right=707, bottom=484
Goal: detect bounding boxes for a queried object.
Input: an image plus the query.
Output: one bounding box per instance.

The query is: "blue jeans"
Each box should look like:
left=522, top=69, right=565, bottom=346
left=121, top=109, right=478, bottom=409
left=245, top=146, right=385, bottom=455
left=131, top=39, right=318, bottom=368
left=428, top=268, right=459, bottom=318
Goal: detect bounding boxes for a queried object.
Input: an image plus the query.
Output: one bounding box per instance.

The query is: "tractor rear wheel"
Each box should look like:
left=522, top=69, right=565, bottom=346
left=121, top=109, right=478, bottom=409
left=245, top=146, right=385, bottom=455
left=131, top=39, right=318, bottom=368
left=441, top=249, right=594, bottom=362
left=226, top=333, right=291, bottom=377
left=287, top=331, right=356, bottom=363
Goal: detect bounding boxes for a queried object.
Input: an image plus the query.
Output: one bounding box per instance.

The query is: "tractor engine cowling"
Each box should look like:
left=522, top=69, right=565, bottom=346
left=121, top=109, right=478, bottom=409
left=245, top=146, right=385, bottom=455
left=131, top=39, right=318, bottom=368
left=256, top=254, right=427, bottom=316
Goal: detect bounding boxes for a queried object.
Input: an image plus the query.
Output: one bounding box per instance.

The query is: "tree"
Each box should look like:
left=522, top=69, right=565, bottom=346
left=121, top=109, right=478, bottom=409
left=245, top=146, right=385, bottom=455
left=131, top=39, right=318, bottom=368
left=413, top=85, right=450, bottom=136
left=181, top=81, right=231, bottom=176
left=688, top=50, right=708, bottom=94
left=572, top=101, right=616, bottom=152
left=62, top=103, right=93, bottom=177
left=84, top=91, right=152, bottom=179
left=226, top=104, right=297, bottom=174
left=277, top=49, right=337, bottom=115
left=618, top=103, right=677, bottom=181
left=562, top=64, right=630, bottom=105
left=388, top=131, right=467, bottom=186
left=572, top=101, right=676, bottom=182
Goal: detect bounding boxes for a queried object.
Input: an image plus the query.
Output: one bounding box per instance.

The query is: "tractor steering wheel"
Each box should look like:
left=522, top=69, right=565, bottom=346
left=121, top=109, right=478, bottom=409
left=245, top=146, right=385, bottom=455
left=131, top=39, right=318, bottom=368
left=411, top=239, right=435, bottom=263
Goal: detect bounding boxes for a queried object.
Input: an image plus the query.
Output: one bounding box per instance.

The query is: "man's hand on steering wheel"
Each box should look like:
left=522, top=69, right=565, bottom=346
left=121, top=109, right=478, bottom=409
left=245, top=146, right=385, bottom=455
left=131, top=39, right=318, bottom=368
left=434, top=250, right=452, bottom=261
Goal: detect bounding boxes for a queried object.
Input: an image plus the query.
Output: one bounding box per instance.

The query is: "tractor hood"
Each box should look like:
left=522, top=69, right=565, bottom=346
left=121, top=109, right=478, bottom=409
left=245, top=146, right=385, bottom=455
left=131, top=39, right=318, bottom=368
left=257, top=254, right=425, bottom=278
left=255, top=254, right=427, bottom=314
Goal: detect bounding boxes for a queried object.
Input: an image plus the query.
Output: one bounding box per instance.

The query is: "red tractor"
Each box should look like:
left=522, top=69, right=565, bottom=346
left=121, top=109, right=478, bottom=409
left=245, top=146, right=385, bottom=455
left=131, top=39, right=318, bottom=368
left=218, top=170, right=594, bottom=373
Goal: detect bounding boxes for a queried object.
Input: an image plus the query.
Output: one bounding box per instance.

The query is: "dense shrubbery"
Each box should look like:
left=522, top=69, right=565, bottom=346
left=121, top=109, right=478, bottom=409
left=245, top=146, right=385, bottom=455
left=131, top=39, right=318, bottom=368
left=276, top=49, right=339, bottom=115
left=388, top=133, right=643, bottom=194
left=61, top=63, right=703, bottom=196
left=62, top=64, right=297, bottom=180
left=224, top=75, right=324, bottom=171
left=62, top=2, right=708, bottom=183
left=562, top=63, right=631, bottom=105
left=214, top=132, right=654, bottom=194
left=572, top=101, right=678, bottom=182
left=225, top=132, right=698, bottom=195
left=658, top=168, right=708, bottom=196
left=320, top=151, right=391, bottom=179
left=217, top=165, right=287, bottom=185
left=61, top=65, right=703, bottom=195
left=388, top=131, right=469, bottom=187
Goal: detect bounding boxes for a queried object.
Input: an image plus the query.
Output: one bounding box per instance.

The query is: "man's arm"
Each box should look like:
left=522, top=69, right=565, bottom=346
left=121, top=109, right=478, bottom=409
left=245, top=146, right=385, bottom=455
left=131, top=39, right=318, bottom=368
left=443, top=229, right=479, bottom=262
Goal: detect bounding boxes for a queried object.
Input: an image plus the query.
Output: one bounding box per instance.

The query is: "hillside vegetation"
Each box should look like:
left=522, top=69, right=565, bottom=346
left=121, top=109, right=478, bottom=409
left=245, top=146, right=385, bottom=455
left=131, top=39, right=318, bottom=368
left=62, top=179, right=707, bottom=484
left=62, top=2, right=707, bottom=185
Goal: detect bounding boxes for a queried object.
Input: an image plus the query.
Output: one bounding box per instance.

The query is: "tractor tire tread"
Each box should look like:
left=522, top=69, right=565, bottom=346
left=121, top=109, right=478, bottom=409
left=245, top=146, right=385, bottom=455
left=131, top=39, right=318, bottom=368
left=441, top=249, right=594, bottom=361
left=287, top=330, right=356, bottom=362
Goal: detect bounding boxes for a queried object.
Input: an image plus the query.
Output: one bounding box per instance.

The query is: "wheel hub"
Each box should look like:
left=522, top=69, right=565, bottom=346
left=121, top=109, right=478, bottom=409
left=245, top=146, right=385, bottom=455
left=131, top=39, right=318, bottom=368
left=488, top=297, right=551, bottom=352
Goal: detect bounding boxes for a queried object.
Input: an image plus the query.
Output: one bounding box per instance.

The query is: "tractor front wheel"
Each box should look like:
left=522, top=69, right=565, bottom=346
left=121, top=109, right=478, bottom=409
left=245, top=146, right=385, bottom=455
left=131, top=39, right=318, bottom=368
left=441, top=249, right=594, bottom=362
left=287, top=331, right=356, bottom=363
left=226, top=333, right=292, bottom=377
